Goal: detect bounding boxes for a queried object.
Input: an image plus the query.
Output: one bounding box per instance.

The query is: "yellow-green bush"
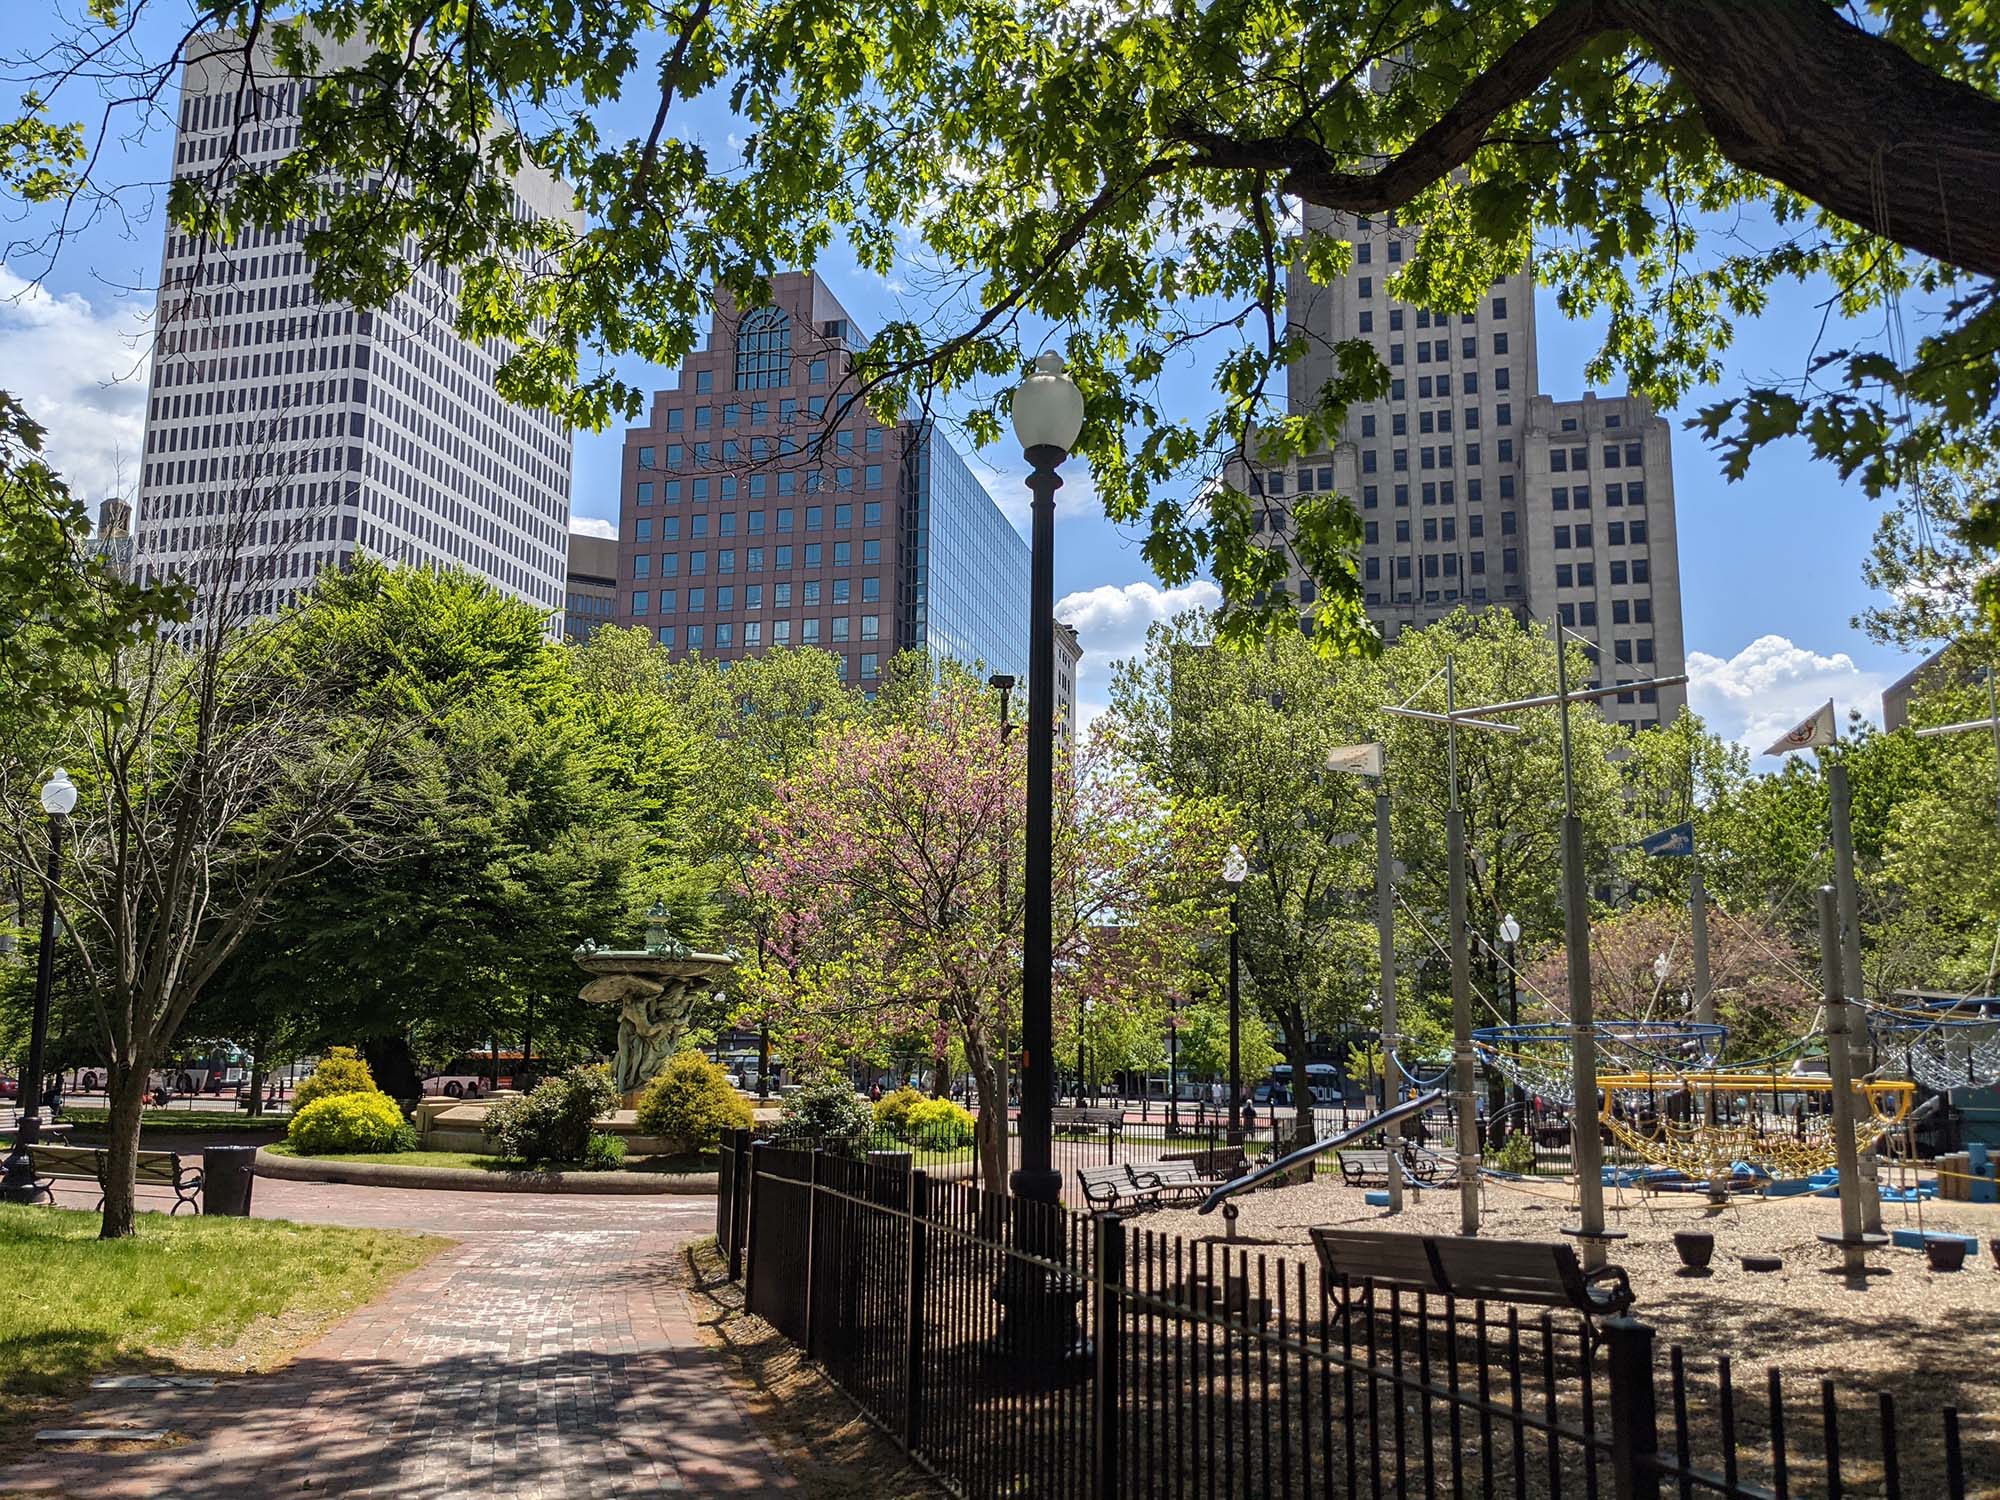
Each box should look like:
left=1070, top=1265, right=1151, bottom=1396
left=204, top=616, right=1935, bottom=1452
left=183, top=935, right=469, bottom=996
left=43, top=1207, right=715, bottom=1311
left=873, top=1086, right=927, bottom=1138
left=904, top=1096, right=975, bottom=1147
left=292, top=1047, right=379, bottom=1112
left=287, top=1090, right=414, bottom=1154
left=634, top=1051, right=752, bottom=1151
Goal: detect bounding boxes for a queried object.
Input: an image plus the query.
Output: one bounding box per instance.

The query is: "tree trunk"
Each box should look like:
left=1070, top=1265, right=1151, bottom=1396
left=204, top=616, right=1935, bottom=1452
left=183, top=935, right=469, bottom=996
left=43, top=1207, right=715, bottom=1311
left=757, top=1022, right=772, bottom=1099
left=965, top=1033, right=1009, bottom=1194
left=1279, top=1005, right=1315, bottom=1151
left=361, top=1035, right=421, bottom=1100
left=99, top=1062, right=150, bottom=1239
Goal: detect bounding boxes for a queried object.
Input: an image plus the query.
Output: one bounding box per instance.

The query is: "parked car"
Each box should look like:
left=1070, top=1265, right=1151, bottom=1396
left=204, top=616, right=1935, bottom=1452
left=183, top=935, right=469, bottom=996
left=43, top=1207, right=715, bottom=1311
left=0, top=1074, right=17, bottom=1100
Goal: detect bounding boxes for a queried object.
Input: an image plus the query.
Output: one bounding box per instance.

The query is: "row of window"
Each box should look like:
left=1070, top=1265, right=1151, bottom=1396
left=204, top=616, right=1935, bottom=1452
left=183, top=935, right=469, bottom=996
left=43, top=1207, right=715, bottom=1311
left=1557, top=598, right=1656, bottom=627
left=1555, top=559, right=1653, bottom=588
left=652, top=622, right=883, bottom=678
left=1364, top=477, right=1514, bottom=507
left=631, top=502, right=884, bottom=540
left=1367, top=515, right=1504, bottom=543
left=627, top=587, right=884, bottom=631
left=660, top=386, right=848, bottom=435
left=1551, top=483, right=1648, bottom=508
left=634, top=462, right=886, bottom=494
left=632, top=580, right=880, bottom=610
left=1356, top=318, right=1512, bottom=365
left=1365, top=586, right=1520, bottom=607
left=1552, top=443, right=1645, bottom=471
left=1365, top=551, right=1509, bottom=580
left=633, top=547, right=885, bottom=580
left=633, top=609, right=882, bottom=654
left=1552, top=521, right=1650, bottom=549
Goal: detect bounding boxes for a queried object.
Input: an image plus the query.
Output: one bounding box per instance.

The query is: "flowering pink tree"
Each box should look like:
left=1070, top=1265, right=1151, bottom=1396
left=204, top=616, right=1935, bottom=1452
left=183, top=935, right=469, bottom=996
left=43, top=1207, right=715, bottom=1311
left=737, top=677, right=1223, bottom=1190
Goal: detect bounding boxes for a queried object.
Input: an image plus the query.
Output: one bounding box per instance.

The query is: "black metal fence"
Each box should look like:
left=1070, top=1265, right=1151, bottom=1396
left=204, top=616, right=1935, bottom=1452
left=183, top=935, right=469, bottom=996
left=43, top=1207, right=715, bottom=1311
left=716, top=1132, right=1980, bottom=1500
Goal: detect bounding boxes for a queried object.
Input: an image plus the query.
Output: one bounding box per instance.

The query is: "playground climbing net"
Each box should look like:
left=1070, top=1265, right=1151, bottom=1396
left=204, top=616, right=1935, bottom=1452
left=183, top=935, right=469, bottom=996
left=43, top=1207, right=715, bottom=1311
left=1593, top=1072, right=1916, bottom=1181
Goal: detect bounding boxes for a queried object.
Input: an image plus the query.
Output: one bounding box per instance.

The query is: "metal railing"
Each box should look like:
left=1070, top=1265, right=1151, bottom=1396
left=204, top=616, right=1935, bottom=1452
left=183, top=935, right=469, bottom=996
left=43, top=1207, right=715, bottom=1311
left=717, top=1132, right=1981, bottom=1500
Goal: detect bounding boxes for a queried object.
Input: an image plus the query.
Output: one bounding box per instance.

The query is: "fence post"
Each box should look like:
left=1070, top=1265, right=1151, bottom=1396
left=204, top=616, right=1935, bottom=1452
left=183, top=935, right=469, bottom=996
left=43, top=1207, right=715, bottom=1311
left=1093, top=1212, right=1126, bottom=1500
left=1605, top=1317, right=1662, bottom=1500
left=903, top=1169, right=930, bottom=1453
left=730, top=1128, right=753, bottom=1280
left=716, top=1135, right=735, bottom=1243
left=803, top=1149, right=822, bottom=1361
left=743, top=1141, right=767, bottom=1308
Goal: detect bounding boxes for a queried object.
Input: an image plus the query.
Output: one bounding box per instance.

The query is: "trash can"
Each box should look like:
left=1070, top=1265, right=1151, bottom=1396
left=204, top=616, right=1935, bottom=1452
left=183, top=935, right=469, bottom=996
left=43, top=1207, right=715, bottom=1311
left=203, top=1144, right=258, bottom=1216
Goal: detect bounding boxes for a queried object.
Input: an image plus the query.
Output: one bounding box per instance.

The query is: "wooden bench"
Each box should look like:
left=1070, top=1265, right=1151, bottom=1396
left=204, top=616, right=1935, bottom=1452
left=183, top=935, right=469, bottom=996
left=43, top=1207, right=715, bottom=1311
left=1134, top=1157, right=1236, bottom=1204
left=1310, top=1226, right=1635, bottom=1337
left=1335, top=1146, right=1441, bottom=1188
left=1076, top=1163, right=1159, bottom=1210
left=1160, top=1144, right=1248, bottom=1181
left=1051, top=1106, right=1125, bottom=1136
left=26, top=1144, right=203, bottom=1214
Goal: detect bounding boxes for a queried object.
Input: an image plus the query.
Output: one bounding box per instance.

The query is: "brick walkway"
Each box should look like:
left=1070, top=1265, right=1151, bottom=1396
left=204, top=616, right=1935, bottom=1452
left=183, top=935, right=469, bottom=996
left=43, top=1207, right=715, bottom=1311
left=10, top=1181, right=793, bottom=1497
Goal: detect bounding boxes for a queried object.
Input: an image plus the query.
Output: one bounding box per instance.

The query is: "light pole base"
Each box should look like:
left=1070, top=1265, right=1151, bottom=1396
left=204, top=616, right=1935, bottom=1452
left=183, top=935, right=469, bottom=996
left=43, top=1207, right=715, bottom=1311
left=0, top=1112, right=50, bottom=1204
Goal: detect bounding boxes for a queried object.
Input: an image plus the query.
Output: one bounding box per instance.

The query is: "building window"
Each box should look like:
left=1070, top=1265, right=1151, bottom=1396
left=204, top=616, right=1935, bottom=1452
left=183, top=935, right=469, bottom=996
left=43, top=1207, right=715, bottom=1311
left=1358, top=310, right=1374, bottom=333
left=809, top=356, right=827, bottom=383
left=861, top=653, right=880, bottom=679
left=632, top=590, right=650, bottom=614
left=736, top=306, right=791, bottom=389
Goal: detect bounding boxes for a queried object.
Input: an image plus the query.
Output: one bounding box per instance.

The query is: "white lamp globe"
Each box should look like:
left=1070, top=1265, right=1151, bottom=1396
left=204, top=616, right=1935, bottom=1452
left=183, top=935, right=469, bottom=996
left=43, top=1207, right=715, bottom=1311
left=40, top=768, right=78, bottom=817
left=1011, top=351, right=1085, bottom=455
left=1222, top=844, right=1249, bottom=887
left=1498, top=913, right=1521, bottom=946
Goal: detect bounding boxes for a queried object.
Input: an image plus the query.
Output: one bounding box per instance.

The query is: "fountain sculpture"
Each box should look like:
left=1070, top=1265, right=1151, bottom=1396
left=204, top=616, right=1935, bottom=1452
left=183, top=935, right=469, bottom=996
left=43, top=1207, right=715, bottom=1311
left=574, top=903, right=734, bottom=1105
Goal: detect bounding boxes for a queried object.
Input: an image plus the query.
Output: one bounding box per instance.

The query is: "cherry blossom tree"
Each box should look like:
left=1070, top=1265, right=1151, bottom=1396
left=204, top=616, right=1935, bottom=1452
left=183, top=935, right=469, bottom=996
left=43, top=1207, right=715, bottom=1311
left=736, top=678, right=1224, bottom=1190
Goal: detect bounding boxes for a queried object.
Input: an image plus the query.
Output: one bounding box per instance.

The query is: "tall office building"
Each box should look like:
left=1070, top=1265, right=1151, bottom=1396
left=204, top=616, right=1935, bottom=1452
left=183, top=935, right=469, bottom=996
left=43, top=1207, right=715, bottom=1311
left=564, top=530, right=619, bottom=643
left=1236, top=204, right=1688, bottom=730
left=131, top=30, right=580, bottom=628
left=613, top=271, right=1033, bottom=691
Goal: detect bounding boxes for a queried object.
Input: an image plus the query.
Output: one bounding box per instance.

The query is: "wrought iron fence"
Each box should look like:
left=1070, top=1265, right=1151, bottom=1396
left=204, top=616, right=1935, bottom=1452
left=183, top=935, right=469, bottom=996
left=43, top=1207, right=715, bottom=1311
left=717, top=1132, right=1982, bottom=1500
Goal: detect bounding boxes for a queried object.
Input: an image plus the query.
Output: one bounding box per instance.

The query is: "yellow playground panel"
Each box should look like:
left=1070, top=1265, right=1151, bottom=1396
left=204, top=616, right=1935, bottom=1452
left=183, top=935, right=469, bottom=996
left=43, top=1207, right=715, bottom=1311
left=1593, top=1072, right=1916, bottom=1182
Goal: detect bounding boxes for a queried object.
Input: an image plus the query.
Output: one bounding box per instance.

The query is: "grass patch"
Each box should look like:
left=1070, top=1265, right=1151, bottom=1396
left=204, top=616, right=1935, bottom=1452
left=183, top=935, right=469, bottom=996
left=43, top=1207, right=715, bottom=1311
left=0, top=1204, right=439, bottom=1445
left=265, top=1144, right=719, bottom=1174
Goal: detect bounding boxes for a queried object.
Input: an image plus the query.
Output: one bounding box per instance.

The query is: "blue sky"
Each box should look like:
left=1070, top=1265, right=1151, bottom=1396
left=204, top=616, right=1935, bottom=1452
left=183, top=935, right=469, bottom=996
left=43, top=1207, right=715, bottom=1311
left=0, top=14, right=1922, bottom=753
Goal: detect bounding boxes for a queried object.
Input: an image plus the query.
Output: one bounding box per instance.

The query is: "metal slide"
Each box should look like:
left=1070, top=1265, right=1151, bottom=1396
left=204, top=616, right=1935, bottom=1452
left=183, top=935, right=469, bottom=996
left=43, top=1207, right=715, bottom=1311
left=1197, top=1088, right=1447, bottom=1214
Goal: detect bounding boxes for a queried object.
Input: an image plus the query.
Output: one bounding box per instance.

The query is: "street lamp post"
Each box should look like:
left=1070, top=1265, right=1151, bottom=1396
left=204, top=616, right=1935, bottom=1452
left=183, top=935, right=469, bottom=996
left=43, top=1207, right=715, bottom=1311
left=1167, top=1016, right=1179, bottom=1132
left=2, top=768, right=79, bottom=1203
left=1223, top=844, right=1248, bottom=1145
left=1009, top=352, right=1083, bottom=1208
left=1499, top=913, right=1522, bottom=1113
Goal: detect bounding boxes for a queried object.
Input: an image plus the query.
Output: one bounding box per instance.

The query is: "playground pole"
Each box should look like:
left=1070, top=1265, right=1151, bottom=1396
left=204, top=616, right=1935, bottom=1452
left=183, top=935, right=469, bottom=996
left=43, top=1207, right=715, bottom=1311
left=1555, top=630, right=1609, bottom=1271
left=1689, top=862, right=1725, bottom=1201
left=1446, top=658, right=1481, bottom=1236
left=1816, top=884, right=1874, bottom=1278
left=1376, top=786, right=1404, bottom=1213
left=1826, top=760, right=1884, bottom=1234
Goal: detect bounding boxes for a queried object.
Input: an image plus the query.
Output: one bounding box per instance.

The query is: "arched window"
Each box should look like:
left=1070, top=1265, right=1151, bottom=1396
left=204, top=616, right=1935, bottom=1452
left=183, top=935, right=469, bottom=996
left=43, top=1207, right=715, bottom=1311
left=735, top=306, right=791, bottom=390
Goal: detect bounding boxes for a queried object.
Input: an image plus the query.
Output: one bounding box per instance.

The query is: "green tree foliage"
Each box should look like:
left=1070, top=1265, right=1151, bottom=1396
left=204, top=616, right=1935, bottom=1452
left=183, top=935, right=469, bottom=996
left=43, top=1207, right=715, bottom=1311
left=1107, top=608, right=1626, bottom=1141
left=23, top=5, right=2000, bottom=640
left=207, top=564, right=709, bottom=1093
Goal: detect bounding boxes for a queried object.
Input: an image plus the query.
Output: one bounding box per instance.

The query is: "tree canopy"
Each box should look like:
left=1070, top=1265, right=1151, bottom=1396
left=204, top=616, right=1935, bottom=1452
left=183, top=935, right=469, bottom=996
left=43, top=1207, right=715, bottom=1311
left=13, top=1, right=2000, bottom=642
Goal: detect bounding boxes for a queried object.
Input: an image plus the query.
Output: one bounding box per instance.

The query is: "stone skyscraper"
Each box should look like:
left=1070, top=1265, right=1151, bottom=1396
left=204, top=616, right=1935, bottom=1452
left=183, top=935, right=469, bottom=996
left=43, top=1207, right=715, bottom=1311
left=132, top=30, right=580, bottom=631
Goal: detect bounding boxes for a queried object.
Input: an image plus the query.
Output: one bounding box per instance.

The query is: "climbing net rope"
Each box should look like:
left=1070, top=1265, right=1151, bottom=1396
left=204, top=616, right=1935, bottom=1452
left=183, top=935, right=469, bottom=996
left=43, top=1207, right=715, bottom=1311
left=1867, top=997, right=2000, bottom=1093
left=1593, top=1072, right=1916, bottom=1180
left=1471, top=1022, right=1726, bottom=1106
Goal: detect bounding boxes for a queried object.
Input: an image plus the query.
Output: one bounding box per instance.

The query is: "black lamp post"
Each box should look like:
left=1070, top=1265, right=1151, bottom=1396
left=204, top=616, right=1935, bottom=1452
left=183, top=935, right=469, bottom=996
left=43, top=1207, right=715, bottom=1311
left=2, top=768, right=78, bottom=1203
left=1499, top=912, right=1522, bottom=1112
left=1223, top=843, right=1248, bottom=1145
left=1167, top=1015, right=1180, bottom=1132
left=1008, top=352, right=1083, bottom=1207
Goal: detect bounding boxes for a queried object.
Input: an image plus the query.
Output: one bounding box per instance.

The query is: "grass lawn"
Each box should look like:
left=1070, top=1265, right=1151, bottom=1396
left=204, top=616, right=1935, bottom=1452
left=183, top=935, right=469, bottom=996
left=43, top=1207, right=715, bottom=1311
left=52, top=1108, right=286, bottom=1133
left=0, top=1205, right=440, bottom=1445
left=266, top=1143, right=720, bottom=1174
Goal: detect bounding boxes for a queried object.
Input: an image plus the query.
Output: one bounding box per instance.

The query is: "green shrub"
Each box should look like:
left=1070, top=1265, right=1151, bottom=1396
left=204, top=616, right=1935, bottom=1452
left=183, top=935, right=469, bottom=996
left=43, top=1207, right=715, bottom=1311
left=1492, top=1131, right=1536, bottom=1175
left=635, top=1051, right=753, bottom=1150
left=582, top=1132, right=627, bottom=1171
left=292, top=1047, right=379, bottom=1112
left=484, top=1064, right=618, bottom=1164
left=903, top=1096, right=976, bottom=1147
left=769, top=1075, right=873, bottom=1148
left=287, top=1091, right=413, bottom=1154
left=873, top=1086, right=927, bottom=1138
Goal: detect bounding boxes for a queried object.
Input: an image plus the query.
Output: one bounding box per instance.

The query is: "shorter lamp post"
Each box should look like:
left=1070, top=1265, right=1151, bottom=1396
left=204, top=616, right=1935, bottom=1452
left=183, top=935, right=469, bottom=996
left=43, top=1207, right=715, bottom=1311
left=1223, top=843, right=1248, bottom=1144
left=1075, top=998, right=1092, bottom=1106
left=1167, top=1015, right=1180, bottom=1132
left=2, top=768, right=79, bottom=1203
left=1499, top=913, right=1522, bottom=1111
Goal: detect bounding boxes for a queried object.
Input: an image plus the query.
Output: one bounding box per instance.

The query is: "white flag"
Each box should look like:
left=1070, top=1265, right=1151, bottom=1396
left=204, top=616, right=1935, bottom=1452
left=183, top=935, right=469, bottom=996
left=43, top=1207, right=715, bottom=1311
left=1763, top=700, right=1838, bottom=757
left=1326, top=742, right=1385, bottom=778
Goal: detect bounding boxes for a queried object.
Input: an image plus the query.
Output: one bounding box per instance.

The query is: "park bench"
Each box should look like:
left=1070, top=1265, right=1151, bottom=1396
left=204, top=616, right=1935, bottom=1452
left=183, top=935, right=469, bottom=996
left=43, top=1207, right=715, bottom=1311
left=25, top=1143, right=203, bottom=1214
left=1310, top=1226, right=1636, bottom=1342
left=1134, top=1157, right=1238, bottom=1204
left=1051, top=1106, right=1125, bottom=1136
left=1076, top=1163, right=1162, bottom=1210
left=1160, top=1144, right=1248, bottom=1181
left=1335, top=1146, right=1440, bottom=1188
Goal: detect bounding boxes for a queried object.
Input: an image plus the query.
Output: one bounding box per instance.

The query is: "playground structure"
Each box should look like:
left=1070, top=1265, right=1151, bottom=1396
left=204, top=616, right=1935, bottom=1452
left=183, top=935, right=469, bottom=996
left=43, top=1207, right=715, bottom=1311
left=1593, top=1070, right=1916, bottom=1182
left=1472, top=1020, right=1727, bottom=1106
left=1870, top=995, right=2000, bottom=1094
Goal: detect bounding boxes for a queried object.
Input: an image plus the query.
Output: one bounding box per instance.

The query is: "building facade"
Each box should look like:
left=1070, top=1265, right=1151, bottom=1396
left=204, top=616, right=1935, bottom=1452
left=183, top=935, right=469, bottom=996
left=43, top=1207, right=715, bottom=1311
left=131, top=30, right=580, bottom=630
left=564, top=531, right=619, bottom=642
left=1237, top=204, right=1688, bottom=730
left=612, top=272, right=1031, bottom=690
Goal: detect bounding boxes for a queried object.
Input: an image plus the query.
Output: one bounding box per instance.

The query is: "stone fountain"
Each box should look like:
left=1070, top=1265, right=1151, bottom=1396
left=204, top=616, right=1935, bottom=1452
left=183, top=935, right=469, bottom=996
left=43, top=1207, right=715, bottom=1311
left=574, top=903, right=735, bottom=1107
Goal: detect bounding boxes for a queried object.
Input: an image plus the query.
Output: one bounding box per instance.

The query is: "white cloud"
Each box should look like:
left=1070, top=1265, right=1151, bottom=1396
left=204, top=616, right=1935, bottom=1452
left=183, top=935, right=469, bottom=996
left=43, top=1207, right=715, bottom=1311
left=964, top=443, right=1103, bottom=533
left=1057, top=578, right=1221, bottom=735
left=568, top=515, right=616, bottom=539
left=0, top=267, right=153, bottom=502
left=1687, top=634, right=1889, bottom=754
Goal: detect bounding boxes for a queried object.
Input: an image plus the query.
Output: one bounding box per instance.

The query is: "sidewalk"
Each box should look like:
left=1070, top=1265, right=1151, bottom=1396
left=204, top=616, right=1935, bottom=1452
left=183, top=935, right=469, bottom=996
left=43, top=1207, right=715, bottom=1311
left=9, top=1185, right=792, bottom=1498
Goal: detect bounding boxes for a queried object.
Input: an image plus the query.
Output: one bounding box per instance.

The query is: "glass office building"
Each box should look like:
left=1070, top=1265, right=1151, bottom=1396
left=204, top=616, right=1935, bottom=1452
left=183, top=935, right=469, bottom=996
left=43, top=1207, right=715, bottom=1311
left=903, top=424, right=1030, bottom=680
